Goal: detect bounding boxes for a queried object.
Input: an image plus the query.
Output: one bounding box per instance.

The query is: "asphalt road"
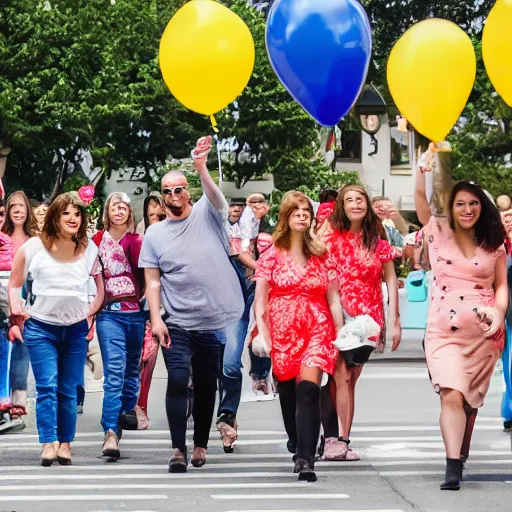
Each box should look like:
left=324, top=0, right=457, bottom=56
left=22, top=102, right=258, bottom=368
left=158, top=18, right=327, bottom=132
left=0, top=337, right=511, bottom=512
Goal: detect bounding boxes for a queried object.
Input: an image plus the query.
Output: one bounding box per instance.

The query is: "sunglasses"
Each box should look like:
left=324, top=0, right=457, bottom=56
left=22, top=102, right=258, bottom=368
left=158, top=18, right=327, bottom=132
left=162, top=186, right=188, bottom=196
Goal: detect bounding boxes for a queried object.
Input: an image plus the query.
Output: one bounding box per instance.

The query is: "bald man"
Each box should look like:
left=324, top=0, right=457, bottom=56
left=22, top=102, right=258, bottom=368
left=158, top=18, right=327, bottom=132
left=497, top=195, right=512, bottom=213
left=140, top=139, right=243, bottom=473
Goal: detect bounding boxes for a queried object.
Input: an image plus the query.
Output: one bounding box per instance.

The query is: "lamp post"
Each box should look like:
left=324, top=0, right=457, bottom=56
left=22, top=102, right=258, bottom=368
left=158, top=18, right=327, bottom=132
left=354, top=85, right=387, bottom=157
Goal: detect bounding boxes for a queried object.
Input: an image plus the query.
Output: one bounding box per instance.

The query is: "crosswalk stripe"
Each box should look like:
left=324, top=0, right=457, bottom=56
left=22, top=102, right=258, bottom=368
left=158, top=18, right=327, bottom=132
left=0, top=471, right=380, bottom=481
left=0, top=483, right=310, bottom=491
left=0, top=495, right=168, bottom=502
left=6, top=423, right=504, bottom=440
left=211, top=494, right=351, bottom=500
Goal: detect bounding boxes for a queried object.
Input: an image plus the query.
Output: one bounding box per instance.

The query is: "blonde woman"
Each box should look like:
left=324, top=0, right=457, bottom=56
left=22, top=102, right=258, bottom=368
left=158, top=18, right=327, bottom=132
left=92, top=192, right=145, bottom=459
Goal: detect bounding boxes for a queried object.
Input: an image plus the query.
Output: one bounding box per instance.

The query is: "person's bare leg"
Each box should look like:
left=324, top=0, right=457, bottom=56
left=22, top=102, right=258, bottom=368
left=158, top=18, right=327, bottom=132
left=439, top=389, right=466, bottom=459
left=334, top=359, right=363, bottom=441
left=460, top=406, right=478, bottom=462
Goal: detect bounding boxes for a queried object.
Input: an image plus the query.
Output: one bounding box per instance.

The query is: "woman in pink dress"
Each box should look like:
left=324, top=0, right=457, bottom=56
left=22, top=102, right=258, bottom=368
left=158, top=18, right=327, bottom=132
left=321, top=185, right=401, bottom=461
left=253, top=191, right=343, bottom=482
left=416, top=168, right=507, bottom=490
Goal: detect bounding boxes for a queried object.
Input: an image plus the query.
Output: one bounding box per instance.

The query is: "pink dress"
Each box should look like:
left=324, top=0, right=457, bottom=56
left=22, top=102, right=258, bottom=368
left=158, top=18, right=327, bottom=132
left=326, top=230, right=394, bottom=345
left=424, top=217, right=505, bottom=408
left=254, top=246, right=338, bottom=382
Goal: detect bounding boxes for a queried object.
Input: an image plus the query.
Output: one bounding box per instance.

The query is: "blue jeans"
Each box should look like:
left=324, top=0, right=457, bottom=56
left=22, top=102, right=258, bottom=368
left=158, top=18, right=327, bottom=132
left=217, top=318, right=249, bottom=418
left=0, top=329, right=29, bottom=407
left=0, top=329, right=11, bottom=407
left=97, top=311, right=146, bottom=434
left=161, top=324, right=222, bottom=452
left=24, top=318, right=88, bottom=443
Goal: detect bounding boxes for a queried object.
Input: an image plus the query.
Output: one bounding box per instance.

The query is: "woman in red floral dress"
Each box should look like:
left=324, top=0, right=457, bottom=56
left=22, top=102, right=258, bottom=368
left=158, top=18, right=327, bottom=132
left=322, top=185, right=401, bottom=460
left=253, top=191, right=343, bottom=482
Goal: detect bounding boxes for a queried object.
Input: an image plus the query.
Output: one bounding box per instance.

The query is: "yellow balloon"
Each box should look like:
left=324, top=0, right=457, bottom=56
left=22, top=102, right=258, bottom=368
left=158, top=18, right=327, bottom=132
left=483, top=0, right=512, bottom=106
left=159, top=0, right=255, bottom=116
left=387, top=19, right=476, bottom=142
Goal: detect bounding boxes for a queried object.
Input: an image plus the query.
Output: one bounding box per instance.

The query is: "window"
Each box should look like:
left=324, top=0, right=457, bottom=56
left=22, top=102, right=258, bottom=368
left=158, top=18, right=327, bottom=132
left=390, top=122, right=430, bottom=169
left=390, top=126, right=413, bottom=167
left=335, top=119, right=362, bottom=162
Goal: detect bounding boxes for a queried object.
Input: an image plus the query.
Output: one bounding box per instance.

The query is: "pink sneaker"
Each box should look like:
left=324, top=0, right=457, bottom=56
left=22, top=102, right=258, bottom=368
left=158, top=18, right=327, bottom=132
left=344, top=446, right=361, bottom=461
left=322, top=437, right=348, bottom=461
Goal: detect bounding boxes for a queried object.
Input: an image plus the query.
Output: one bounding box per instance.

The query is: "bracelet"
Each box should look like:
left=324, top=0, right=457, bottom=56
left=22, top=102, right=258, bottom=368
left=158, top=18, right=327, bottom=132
left=9, top=314, right=26, bottom=328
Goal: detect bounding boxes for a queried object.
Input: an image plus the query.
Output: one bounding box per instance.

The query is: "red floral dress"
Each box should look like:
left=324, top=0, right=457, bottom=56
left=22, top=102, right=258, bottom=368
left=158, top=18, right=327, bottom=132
left=326, top=230, right=394, bottom=345
left=254, top=246, right=338, bottom=382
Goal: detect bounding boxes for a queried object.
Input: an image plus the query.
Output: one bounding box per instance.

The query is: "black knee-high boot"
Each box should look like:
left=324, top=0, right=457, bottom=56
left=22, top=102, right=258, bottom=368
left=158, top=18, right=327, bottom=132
left=295, top=380, right=321, bottom=482
left=277, top=379, right=297, bottom=454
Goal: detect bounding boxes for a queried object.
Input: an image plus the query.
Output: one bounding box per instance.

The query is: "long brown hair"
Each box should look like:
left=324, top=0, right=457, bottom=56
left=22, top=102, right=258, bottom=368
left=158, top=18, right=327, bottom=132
left=330, top=185, right=387, bottom=251
left=448, top=181, right=506, bottom=252
left=273, top=191, right=325, bottom=258
left=41, top=192, right=88, bottom=251
left=1, top=191, right=37, bottom=237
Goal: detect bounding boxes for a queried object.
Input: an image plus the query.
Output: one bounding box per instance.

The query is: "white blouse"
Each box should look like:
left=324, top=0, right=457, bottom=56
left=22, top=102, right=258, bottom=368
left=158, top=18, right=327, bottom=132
left=23, top=237, right=98, bottom=326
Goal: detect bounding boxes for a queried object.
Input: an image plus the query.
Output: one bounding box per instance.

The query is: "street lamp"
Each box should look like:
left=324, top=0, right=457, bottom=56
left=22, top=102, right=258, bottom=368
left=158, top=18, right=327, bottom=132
left=354, top=85, right=387, bottom=157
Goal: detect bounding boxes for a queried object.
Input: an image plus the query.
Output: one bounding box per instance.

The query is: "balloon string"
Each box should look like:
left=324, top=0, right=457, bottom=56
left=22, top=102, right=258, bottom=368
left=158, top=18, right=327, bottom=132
left=210, top=115, right=219, bottom=133
left=214, top=134, right=223, bottom=186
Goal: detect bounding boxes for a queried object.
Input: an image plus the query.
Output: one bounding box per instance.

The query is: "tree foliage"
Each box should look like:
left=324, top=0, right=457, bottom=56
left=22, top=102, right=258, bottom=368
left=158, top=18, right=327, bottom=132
left=0, top=0, right=207, bottom=198
left=361, top=0, right=512, bottom=197
left=218, top=0, right=332, bottom=191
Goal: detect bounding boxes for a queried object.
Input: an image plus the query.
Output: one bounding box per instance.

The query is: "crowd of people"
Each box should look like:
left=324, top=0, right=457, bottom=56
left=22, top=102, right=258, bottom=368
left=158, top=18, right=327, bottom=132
left=0, top=138, right=510, bottom=492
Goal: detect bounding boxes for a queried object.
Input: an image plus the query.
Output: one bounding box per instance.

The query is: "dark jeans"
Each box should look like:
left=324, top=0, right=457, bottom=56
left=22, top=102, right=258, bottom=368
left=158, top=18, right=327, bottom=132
left=24, top=318, right=88, bottom=443
left=162, top=324, right=222, bottom=453
left=97, top=310, right=146, bottom=434
left=249, top=344, right=272, bottom=380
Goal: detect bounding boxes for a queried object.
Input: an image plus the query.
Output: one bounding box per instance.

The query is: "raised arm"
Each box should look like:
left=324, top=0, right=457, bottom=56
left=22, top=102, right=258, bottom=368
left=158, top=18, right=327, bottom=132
left=192, top=136, right=226, bottom=213
left=415, top=151, right=432, bottom=226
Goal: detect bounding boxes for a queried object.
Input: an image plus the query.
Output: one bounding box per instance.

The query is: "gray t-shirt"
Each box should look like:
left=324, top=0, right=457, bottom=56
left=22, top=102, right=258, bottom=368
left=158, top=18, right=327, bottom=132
left=139, top=195, right=244, bottom=331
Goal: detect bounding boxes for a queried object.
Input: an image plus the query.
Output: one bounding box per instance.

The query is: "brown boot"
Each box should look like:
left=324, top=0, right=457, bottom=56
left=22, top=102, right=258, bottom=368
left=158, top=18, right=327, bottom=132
left=102, top=429, right=120, bottom=458
left=168, top=448, right=188, bottom=473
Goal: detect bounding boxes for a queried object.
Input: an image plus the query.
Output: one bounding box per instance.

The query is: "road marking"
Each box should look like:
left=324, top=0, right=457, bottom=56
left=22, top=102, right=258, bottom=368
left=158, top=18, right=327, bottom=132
left=0, top=471, right=379, bottom=481
left=211, top=494, right=351, bottom=500
left=2, top=457, right=511, bottom=475
left=0, top=495, right=168, bottom=502
left=0, top=438, right=289, bottom=449
left=7, top=420, right=502, bottom=440
left=0, top=483, right=310, bottom=491
left=223, top=510, right=406, bottom=512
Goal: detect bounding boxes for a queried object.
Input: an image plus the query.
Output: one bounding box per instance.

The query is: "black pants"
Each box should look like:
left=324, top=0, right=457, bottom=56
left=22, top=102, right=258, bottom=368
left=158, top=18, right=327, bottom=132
left=278, top=379, right=321, bottom=462
left=161, top=325, right=221, bottom=453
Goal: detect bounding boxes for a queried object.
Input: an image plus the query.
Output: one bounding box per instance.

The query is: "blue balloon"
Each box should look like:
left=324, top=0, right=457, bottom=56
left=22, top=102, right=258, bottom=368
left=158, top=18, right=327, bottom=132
left=266, top=0, right=372, bottom=127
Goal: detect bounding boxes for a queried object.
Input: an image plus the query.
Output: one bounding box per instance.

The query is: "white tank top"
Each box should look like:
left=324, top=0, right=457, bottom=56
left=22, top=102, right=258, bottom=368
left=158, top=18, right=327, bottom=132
left=23, top=237, right=98, bottom=326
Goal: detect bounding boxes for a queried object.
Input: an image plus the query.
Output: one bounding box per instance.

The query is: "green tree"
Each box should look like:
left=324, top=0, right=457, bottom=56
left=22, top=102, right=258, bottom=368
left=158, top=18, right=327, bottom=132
left=0, top=0, right=206, bottom=199
left=361, top=0, right=511, bottom=197
left=218, top=0, right=331, bottom=191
